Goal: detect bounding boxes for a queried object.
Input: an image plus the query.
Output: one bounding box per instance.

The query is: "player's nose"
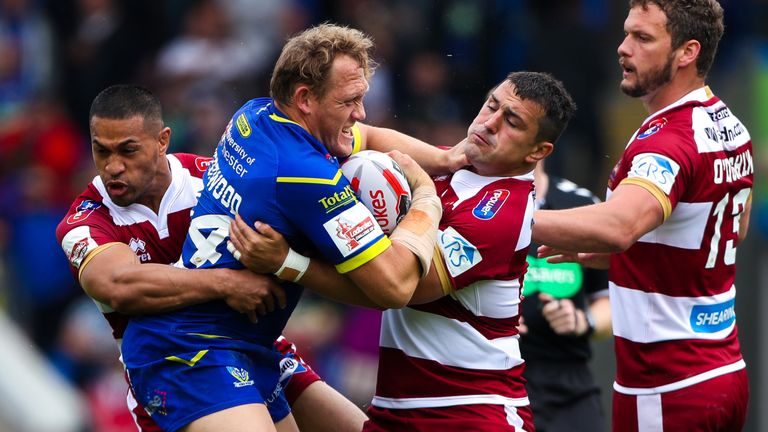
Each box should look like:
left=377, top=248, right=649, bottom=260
left=483, top=111, right=502, bottom=133
left=351, top=102, right=366, bottom=122
left=104, top=156, right=126, bottom=176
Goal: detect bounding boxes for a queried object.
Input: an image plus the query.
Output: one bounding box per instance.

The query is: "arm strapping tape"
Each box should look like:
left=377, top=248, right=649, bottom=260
left=274, top=248, right=310, bottom=283
left=389, top=184, right=442, bottom=278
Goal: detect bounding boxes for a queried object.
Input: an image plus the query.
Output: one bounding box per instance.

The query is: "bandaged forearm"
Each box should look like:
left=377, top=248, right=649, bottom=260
left=390, top=184, right=442, bottom=278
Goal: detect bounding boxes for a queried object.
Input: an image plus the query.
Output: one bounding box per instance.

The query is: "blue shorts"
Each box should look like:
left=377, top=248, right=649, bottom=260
left=123, top=322, right=300, bottom=432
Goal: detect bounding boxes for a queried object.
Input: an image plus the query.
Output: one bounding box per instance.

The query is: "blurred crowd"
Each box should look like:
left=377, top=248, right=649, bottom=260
left=0, top=0, right=766, bottom=430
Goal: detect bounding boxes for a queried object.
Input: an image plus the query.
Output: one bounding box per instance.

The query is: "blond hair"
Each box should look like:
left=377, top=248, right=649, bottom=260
left=270, top=23, right=376, bottom=106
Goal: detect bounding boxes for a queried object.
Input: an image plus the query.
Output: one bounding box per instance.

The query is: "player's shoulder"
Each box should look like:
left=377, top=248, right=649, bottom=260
left=235, top=97, right=295, bottom=139
left=626, top=113, right=695, bottom=166
left=224, top=98, right=280, bottom=145
left=229, top=98, right=318, bottom=161
left=169, top=153, right=213, bottom=178
left=631, top=91, right=720, bottom=151
left=225, top=98, right=342, bottom=182
left=632, top=113, right=688, bottom=145
left=56, top=183, right=108, bottom=241
left=239, top=97, right=272, bottom=118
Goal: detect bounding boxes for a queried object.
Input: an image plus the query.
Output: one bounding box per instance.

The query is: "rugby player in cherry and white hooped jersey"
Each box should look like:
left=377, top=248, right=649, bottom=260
left=56, top=84, right=331, bottom=432
left=362, top=72, right=575, bottom=432
left=534, top=1, right=752, bottom=430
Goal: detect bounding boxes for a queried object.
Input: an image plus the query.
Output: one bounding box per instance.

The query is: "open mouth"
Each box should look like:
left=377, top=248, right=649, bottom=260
left=106, top=181, right=128, bottom=197
left=341, top=127, right=353, bottom=138
left=620, top=59, right=634, bottom=76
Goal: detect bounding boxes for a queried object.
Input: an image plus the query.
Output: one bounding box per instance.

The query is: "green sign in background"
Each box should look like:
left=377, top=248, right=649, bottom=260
left=523, top=256, right=583, bottom=299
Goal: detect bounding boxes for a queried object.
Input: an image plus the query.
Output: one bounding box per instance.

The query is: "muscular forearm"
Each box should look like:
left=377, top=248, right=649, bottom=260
left=88, top=263, right=224, bottom=314
left=534, top=205, right=631, bottom=252
left=296, top=242, right=421, bottom=309
left=299, top=260, right=383, bottom=309
left=227, top=215, right=405, bottom=309
left=342, top=180, right=442, bottom=308
left=80, top=238, right=286, bottom=318
left=362, top=125, right=454, bottom=175
left=348, top=241, right=422, bottom=308
left=534, top=188, right=663, bottom=253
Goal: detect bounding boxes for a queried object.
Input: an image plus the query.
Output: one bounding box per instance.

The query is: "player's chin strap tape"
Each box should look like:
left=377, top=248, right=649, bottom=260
left=274, top=248, right=310, bottom=283
left=389, top=184, right=442, bottom=278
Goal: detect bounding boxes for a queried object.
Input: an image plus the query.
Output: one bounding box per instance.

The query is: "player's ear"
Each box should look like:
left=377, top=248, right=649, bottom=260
left=525, top=141, right=553, bottom=164
left=158, top=127, right=171, bottom=155
left=676, top=39, right=700, bottom=69
left=294, top=86, right=313, bottom=115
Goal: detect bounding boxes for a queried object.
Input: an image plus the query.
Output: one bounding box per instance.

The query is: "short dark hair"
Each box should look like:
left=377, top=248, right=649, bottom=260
left=89, top=84, right=163, bottom=129
left=629, top=0, right=724, bottom=77
left=503, top=72, right=577, bottom=144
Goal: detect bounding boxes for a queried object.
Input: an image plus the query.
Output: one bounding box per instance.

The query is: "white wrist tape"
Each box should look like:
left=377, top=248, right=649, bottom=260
left=274, top=248, right=310, bottom=282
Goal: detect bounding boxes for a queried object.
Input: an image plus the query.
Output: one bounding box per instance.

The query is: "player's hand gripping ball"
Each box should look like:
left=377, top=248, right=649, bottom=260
left=341, top=150, right=412, bottom=235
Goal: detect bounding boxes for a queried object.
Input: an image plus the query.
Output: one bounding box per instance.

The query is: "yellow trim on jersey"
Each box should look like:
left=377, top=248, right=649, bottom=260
left=269, top=113, right=302, bottom=127
left=165, top=350, right=209, bottom=367
left=620, top=177, right=672, bottom=221
left=431, top=246, right=454, bottom=295
left=187, top=333, right=232, bottom=339
left=276, top=169, right=344, bottom=185
left=78, top=242, right=122, bottom=279
left=335, top=236, right=392, bottom=274
left=268, top=113, right=361, bottom=155
left=350, top=123, right=362, bottom=155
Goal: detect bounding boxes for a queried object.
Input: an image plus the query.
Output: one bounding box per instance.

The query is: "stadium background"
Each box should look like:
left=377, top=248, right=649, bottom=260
left=0, top=0, right=765, bottom=430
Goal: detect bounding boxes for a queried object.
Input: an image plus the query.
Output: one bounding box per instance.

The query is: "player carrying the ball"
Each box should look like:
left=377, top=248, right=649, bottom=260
left=119, top=23, right=466, bottom=432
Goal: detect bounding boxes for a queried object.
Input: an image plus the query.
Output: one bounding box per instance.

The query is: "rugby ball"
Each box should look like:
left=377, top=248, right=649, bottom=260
left=341, top=150, right=412, bottom=235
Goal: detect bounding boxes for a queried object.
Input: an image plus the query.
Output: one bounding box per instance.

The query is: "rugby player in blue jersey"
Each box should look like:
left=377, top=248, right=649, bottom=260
left=121, top=24, right=464, bottom=432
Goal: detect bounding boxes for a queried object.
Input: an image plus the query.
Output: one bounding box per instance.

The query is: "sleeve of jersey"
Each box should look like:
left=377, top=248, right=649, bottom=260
left=435, top=185, right=533, bottom=292
left=56, top=205, right=123, bottom=281
left=275, top=165, right=390, bottom=274
left=619, top=129, right=693, bottom=221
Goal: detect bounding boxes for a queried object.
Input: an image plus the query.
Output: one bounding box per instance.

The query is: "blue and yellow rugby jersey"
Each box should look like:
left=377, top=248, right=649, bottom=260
left=124, top=98, right=390, bottom=349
